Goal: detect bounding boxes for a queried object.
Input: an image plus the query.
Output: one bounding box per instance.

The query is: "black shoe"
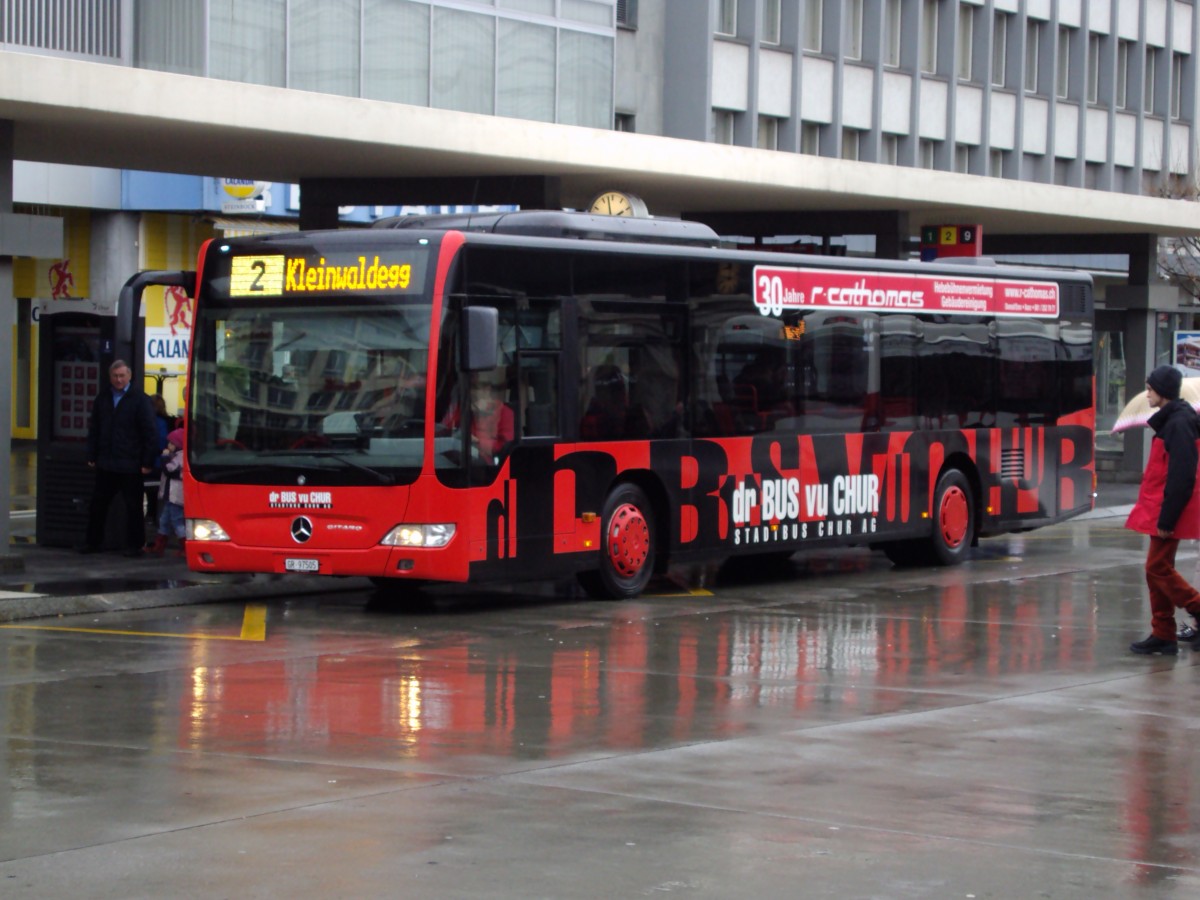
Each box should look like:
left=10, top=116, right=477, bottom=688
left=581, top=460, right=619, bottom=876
left=1178, top=624, right=1200, bottom=644
left=122, top=548, right=145, bottom=558
left=1130, top=635, right=1179, bottom=655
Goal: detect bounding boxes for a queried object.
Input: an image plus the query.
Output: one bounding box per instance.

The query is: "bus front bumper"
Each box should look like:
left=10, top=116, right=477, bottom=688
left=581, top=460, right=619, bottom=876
left=185, top=542, right=470, bottom=582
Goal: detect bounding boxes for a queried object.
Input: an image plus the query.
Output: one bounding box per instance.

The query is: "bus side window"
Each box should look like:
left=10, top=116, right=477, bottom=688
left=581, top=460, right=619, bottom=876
left=521, top=356, right=559, bottom=437
left=582, top=363, right=629, bottom=440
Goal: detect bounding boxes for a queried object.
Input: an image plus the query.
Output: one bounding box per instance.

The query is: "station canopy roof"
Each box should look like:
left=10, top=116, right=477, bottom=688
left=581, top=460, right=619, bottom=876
left=3, top=50, right=1200, bottom=241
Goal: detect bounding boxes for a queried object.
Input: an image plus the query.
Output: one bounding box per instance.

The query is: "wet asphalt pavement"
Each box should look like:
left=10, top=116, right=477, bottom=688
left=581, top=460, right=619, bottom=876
left=4, top=479, right=1200, bottom=898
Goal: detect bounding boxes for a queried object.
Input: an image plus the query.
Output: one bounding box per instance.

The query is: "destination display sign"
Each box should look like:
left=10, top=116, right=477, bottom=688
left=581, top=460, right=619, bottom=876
left=227, top=251, right=425, bottom=298
left=752, top=266, right=1060, bottom=319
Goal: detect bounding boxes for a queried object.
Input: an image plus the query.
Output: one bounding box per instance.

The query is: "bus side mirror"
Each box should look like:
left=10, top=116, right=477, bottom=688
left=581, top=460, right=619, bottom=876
left=463, top=306, right=499, bottom=372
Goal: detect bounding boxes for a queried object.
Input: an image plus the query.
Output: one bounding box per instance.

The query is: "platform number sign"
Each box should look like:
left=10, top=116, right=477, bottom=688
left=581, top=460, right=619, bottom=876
left=920, top=224, right=983, bottom=261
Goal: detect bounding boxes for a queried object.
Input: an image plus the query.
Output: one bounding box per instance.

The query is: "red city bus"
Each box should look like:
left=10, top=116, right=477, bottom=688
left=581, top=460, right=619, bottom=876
left=174, top=211, right=1094, bottom=600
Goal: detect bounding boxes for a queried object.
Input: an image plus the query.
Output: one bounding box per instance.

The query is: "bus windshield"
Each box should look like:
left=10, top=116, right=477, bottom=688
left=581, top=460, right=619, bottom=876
left=188, top=298, right=439, bottom=485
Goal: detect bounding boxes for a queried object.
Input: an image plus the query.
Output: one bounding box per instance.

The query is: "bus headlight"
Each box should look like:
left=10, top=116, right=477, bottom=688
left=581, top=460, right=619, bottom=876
left=188, top=519, right=231, bottom=542
left=381, top=524, right=456, bottom=548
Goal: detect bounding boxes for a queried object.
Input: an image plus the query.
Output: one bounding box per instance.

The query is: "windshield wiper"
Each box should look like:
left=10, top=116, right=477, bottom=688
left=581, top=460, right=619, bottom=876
left=305, top=451, right=396, bottom=485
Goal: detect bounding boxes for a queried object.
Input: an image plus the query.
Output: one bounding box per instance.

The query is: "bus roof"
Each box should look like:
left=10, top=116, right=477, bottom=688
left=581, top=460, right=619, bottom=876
left=372, top=209, right=721, bottom=247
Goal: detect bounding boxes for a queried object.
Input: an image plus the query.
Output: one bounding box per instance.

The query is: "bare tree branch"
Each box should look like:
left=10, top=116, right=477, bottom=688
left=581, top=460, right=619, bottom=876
left=1156, top=179, right=1200, bottom=300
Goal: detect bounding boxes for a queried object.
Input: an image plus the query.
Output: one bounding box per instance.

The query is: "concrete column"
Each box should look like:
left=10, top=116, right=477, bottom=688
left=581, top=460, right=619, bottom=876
left=0, top=119, right=64, bottom=567
left=1107, top=282, right=1181, bottom=478
left=0, top=119, right=13, bottom=565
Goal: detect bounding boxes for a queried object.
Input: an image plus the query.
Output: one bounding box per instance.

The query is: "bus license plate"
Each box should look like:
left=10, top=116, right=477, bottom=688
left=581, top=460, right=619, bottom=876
left=285, top=558, right=319, bottom=573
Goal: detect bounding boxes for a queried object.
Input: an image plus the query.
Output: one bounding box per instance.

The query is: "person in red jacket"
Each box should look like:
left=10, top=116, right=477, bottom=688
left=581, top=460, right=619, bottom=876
left=1126, top=364, right=1200, bottom=654
left=442, top=369, right=514, bottom=464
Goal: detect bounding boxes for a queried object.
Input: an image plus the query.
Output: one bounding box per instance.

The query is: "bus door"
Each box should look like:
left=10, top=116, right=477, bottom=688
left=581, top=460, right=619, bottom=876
left=451, top=297, right=569, bottom=572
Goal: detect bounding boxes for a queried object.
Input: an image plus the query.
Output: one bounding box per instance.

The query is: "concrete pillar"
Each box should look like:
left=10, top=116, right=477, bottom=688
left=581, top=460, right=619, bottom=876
left=0, top=120, right=13, bottom=565
left=1107, top=282, right=1181, bottom=478
left=0, top=119, right=64, bottom=567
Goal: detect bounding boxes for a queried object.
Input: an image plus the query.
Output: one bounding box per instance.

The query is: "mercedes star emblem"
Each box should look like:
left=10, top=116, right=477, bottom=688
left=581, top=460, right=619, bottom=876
left=291, top=516, right=314, bottom=543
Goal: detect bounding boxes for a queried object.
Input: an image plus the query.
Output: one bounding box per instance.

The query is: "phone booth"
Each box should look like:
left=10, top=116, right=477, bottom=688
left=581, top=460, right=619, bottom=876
left=35, top=310, right=127, bottom=547
left=35, top=271, right=191, bottom=548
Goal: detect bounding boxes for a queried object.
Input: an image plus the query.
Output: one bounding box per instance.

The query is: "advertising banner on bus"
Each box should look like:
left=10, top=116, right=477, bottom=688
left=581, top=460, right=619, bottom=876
left=753, top=266, right=1060, bottom=319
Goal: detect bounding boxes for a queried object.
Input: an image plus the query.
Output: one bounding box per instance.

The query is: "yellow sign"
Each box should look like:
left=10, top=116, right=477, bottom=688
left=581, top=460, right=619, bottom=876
left=230, top=255, right=286, bottom=296
left=222, top=178, right=269, bottom=199
left=229, top=254, right=413, bottom=297
left=286, top=256, right=412, bottom=292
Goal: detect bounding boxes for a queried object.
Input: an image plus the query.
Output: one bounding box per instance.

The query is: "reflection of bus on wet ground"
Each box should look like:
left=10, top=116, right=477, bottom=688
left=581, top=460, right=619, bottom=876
left=154, top=210, right=1094, bottom=603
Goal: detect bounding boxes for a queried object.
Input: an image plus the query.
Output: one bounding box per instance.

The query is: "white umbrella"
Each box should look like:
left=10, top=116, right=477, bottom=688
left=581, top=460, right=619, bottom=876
left=1111, top=376, right=1200, bottom=433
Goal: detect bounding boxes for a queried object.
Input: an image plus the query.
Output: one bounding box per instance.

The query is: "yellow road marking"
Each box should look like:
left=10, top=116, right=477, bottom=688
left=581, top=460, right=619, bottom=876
left=239, top=603, right=268, bottom=641
left=0, top=603, right=268, bottom=642
left=647, top=588, right=715, bottom=598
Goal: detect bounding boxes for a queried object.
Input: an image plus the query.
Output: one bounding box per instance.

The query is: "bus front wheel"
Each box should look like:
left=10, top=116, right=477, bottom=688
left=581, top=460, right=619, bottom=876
left=578, top=483, right=656, bottom=600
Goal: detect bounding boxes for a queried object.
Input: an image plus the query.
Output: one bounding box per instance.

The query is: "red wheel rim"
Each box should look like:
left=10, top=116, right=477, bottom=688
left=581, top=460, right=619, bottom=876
left=607, top=503, right=650, bottom=578
left=939, top=486, right=969, bottom=548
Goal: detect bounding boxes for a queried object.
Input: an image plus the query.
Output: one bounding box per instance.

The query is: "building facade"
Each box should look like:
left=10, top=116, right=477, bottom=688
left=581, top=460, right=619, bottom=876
left=628, top=0, right=1198, bottom=196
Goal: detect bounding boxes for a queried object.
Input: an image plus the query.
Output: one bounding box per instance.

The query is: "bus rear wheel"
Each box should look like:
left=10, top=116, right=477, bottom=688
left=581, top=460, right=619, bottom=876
left=880, top=468, right=975, bottom=567
left=928, top=468, right=974, bottom=565
left=578, top=483, right=656, bottom=600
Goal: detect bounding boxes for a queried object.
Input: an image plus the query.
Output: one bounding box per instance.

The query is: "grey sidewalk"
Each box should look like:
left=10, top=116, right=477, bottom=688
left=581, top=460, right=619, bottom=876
left=0, top=479, right=1141, bottom=624
left=0, top=542, right=367, bottom=623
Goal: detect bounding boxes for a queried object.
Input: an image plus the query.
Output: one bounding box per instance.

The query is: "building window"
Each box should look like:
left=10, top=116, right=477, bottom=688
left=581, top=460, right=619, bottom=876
left=757, top=115, right=779, bottom=150
left=1087, top=33, right=1100, bottom=104
left=991, top=11, right=1007, bottom=87
left=803, top=0, right=822, bottom=52
left=954, top=144, right=970, bottom=173
left=1024, top=20, right=1040, bottom=92
left=882, top=133, right=900, bottom=165
left=763, top=0, right=781, bottom=44
left=498, top=20, right=555, bottom=122
left=1056, top=27, right=1071, bottom=98
left=717, top=0, right=737, bottom=37
left=844, top=0, right=863, bottom=60
left=211, top=0, right=287, bottom=87
left=712, top=109, right=735, bottom=144
left=989, top=148, right=1004, bottom=177
left=1116, top=40, right=1130, bottom=109
left=558, top=30, right=613, bottom=129
left=841, top=128, right=861, bottom=160
left=884, top=0, right=902, bottom=67
left=136, top=2, right=205, bottom=75
left=615, top=112, right=635, bottom=132
left=363, top=0, right=431, bottom=107
left=919, top=139, right=937, bottom=169
left=616, top=0, right=637, bottom=28
left=292, top=0, right=364, bottom=98
left=920, top=0, right=938, bottom=74
left=1145, top=46, right=1158, bottom=112
left=801, top=122, right=821, bottom=154
left=957, top=4, right=973, bottom=81
left=1172, top=53, right=1184, bottom=119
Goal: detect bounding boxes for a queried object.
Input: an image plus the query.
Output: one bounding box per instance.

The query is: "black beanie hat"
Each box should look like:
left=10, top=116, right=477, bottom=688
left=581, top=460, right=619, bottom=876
left=1147, top=365, right=1183, bottom=401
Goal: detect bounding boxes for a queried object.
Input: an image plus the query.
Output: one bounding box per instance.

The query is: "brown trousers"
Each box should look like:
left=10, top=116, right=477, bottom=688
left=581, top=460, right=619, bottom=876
left=1146, top=535, right=1200, bottom=640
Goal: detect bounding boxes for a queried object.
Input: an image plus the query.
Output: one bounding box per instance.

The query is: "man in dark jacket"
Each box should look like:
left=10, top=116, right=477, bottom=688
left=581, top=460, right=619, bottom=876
left=80, top=359, right=159, bottom=557
left=1126, top=364, right=1200, bottom=654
